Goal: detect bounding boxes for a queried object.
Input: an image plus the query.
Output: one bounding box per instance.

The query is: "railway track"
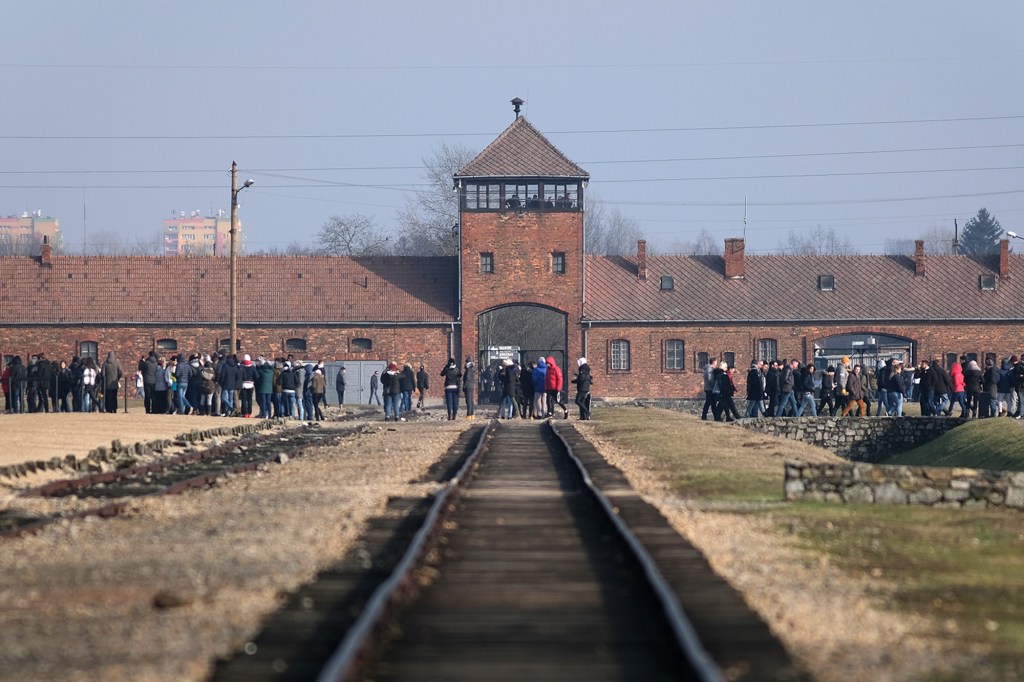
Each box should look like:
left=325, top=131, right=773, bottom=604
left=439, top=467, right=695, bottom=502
left=215, top=420, right=805, bottom=681
left=0, top=420, right=369, bottom=539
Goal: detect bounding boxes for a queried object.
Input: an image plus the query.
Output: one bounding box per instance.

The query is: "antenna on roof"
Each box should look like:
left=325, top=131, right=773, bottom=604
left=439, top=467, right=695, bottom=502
left=743, top=195, right=747, bottom=240
left=511, top=97, right=524, bottom=119
left=952, top=218, right=959, bottom=255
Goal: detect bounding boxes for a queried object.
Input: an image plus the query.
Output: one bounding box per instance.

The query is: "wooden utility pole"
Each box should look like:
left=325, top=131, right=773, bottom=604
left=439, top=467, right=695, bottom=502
left=229, top=161, right=238, bottom=356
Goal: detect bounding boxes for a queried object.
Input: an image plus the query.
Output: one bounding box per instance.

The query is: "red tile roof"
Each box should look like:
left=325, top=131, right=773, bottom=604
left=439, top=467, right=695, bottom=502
left=0, top=255, right=456, bottom=324
left=456, top=117, right=589, bottom=179
left=584, top=253, right=1024, bottom=322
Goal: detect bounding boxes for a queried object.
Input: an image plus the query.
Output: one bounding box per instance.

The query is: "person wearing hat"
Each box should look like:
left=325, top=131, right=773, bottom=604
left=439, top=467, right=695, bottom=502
left=499, top=358, right=518, bottom=419
left=572, top=357, right=593, bottom=420
left=239, top=353, right=258, bottom=417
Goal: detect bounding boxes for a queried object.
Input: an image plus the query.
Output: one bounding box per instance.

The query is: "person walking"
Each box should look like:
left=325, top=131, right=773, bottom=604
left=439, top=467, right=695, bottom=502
left=841, top=364, right=868, bottom=416
left=199, top=360, right=217, bottom=416
left=744, top=360, right=766, bottom=417
left=368, top=370, right=382, bottom=406
left=964, top=359, right=984, bottom=418
left=440, top=358, right=461, bottom=420
left=572, top=357, right=593, bottom=420
left=311, top=366, right=327, bottom=421
left=101, top=351, right=122, bottom=413
left=545, top=355, right=568, bottom=419
left=335, top=365, right=347, bottom=405
left=775, top=360, right=799, bottom=417
left=415, top=364, right=429, bottom=409
left=462, top=356, right=476, bottom=419
left=81, top=357, right=99, bottom=413
left=700, top=357, right=718, bottom=421
left=8, top=356, right=26, bottom=414
left=886, top=361, right=908, bottom=416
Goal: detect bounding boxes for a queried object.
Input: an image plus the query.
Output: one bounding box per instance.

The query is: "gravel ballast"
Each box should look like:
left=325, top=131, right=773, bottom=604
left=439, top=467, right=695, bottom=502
left=0, top=418, right=467, bottom=682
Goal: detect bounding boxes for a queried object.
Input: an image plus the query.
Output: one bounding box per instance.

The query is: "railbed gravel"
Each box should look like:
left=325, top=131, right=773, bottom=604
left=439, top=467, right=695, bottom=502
left=0, top=416, right=467, bottom=682
left=574, top=420, right=993, bottom=682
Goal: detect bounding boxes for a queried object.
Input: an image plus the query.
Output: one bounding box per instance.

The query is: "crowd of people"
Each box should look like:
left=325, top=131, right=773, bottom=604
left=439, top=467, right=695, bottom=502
left=1, top=350, right=336, bottom=421
left=700, top=353, right=1024, bottom=422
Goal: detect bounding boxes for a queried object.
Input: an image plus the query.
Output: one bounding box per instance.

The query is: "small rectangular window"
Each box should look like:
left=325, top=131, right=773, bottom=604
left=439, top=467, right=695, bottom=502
left=985, top=352, right=998, bottom=367
left=552, top=252, right=566, bottom=274
left=351, top=338, right=373, bottom=351
left=818, top=274, right=835, bottom=291
left=696, top=351, right=709, bottom=372
left=480, top=252, right=494, bottom=274
left=660, top=275, right=674, bottom=291
left=757, top=339, right=777, bottom=363
left=285, top=337, right=308, bottom=352
left=945, top=353, right=958, bottom=371
left=610, top=340, right=631, bottom=371
left=665, top=339, right=685, bottom=371
left=723, top=351, right=736, bottom=369
left=980, top=274, right=997, bottom=290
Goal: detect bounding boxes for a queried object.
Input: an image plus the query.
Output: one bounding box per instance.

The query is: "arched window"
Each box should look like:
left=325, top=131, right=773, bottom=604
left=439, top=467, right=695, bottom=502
left=610, top=339, right=631, bottom=371
left=351, top=338, right=373, bottom=351
left=664, top=339, right=685, bottom=372
left=285, top=337, right=307, bottom=352
left=156, top=338, right=178, bottom=352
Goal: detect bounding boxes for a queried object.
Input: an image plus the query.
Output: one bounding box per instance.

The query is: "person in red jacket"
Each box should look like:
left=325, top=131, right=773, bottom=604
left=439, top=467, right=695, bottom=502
left=948, top=359, right=967, bottom=417
left=544, top=355, right=568, bottom=419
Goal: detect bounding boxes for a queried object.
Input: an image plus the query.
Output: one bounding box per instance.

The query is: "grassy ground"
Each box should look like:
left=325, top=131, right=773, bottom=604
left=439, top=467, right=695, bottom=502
left=590, top=405, right=1024, bottom=675
left=883, top=417, right=1024, bottom=471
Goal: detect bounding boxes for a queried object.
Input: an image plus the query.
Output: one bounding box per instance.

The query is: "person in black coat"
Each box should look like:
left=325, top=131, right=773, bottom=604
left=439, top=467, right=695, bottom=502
left=8, top=356, right=26, bottom=414
left=440, top=358, right=462, bottom=420
left=415, top=364, right=429, bottom=409
left=572, top=357, right=593, bottom=420
left=400, top=363, right=415, bottom=414
left=518, top=361, right=534, bottom=419
left=982, top=358, right=1001, bottom=418
left=765, top=361, right=781, bottom=417
left=744, top=360, right=766, bottom=417
left=336, top=366, right=347, bottom=405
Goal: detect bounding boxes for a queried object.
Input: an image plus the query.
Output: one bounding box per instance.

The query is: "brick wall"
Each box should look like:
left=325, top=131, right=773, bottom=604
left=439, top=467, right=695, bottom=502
left=459, top=210, right=584, bottom=365
left=585, top=321, right=1024, bottom=398
left=0, top=324, right=454, bottom=373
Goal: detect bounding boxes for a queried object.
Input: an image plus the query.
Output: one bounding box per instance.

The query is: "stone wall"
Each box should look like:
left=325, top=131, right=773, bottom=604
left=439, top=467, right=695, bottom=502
left=785, top=460, right=1024, bottom=511
left=736, top=416, right=965, bottom=461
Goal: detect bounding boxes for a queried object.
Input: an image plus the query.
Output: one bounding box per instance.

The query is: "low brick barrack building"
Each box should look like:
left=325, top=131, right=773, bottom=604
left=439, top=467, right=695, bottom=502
left=3, top=109, right=1022, bottom=399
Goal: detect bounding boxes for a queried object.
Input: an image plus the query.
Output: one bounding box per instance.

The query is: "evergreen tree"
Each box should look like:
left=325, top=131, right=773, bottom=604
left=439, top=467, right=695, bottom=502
left=959, top=208, right=1003, bottom=256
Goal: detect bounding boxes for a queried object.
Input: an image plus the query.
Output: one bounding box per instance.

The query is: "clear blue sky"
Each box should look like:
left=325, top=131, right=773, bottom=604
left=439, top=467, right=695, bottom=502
left=2, top=2, right=1023, bottom=254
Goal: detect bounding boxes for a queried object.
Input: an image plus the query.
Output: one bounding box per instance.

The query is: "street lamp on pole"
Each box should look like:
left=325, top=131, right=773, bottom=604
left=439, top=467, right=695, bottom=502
left=229, top=161, right=254, bottom=357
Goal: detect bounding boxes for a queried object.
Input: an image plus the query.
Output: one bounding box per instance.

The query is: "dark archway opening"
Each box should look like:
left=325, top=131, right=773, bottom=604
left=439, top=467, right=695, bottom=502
left=813, top=332, right=916, bottom=370
left=477, top=304, right=568, bottom=404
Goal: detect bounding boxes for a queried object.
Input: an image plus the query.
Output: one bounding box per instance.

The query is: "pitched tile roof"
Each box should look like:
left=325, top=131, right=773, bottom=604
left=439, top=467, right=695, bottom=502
left=0, top=255, right=456, bottom=325
left=456, top=116, right=589, bottom=179
left=584, top=253, right=1024, bottom=322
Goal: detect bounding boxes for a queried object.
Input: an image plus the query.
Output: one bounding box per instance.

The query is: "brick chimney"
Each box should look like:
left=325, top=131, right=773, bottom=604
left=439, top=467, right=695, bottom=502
left=39, top=235, right=52, bottom=265
left=914, top=239, right=926, bottom=277
left=724, top=237, right=745, bottom=279
left=637, top=239, right=648, bottom=282
left=999, top=238, right=1010, bottom=278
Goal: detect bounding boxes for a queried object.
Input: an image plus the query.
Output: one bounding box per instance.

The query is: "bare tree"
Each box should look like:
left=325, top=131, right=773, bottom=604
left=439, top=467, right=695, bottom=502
left=584, top=195, right=645, bottom=255
left=395, top=142, right=477, bottom=256
left=661, top=228, right=723, bottom=255
left=779, top=225, right=853, bottom=255
left=883, top=224, right=956, bottom=256
left=85, top=230, right=127, bottom=255
left=315, top=213, right=390, bottom=256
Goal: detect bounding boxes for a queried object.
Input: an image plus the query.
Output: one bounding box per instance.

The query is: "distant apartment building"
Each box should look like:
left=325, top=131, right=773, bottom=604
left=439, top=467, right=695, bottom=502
left=0, top=211, right=62, bottom=255
left=163, top=210, right=237, bottom=256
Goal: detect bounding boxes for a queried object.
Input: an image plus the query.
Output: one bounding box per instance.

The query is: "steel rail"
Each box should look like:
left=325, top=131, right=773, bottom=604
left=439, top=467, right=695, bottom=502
left=550, top=421, right=725, bottom=682
left=315, top=420, right=494, bottom=682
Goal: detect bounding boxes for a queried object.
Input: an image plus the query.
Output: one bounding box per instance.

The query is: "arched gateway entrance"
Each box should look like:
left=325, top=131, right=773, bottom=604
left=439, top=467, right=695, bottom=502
left=476, top=304, right=568, bottom=403
left=813, top=332, right=915, bottom=370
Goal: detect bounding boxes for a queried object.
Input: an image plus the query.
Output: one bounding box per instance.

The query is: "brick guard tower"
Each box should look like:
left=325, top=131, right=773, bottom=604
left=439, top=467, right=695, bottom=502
left=455, top=101, right=589, bottom=387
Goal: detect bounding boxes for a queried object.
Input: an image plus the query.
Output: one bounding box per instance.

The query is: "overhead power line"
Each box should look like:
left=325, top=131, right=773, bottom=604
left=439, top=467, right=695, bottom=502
left=2, top=113, right=1023, bottom=140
